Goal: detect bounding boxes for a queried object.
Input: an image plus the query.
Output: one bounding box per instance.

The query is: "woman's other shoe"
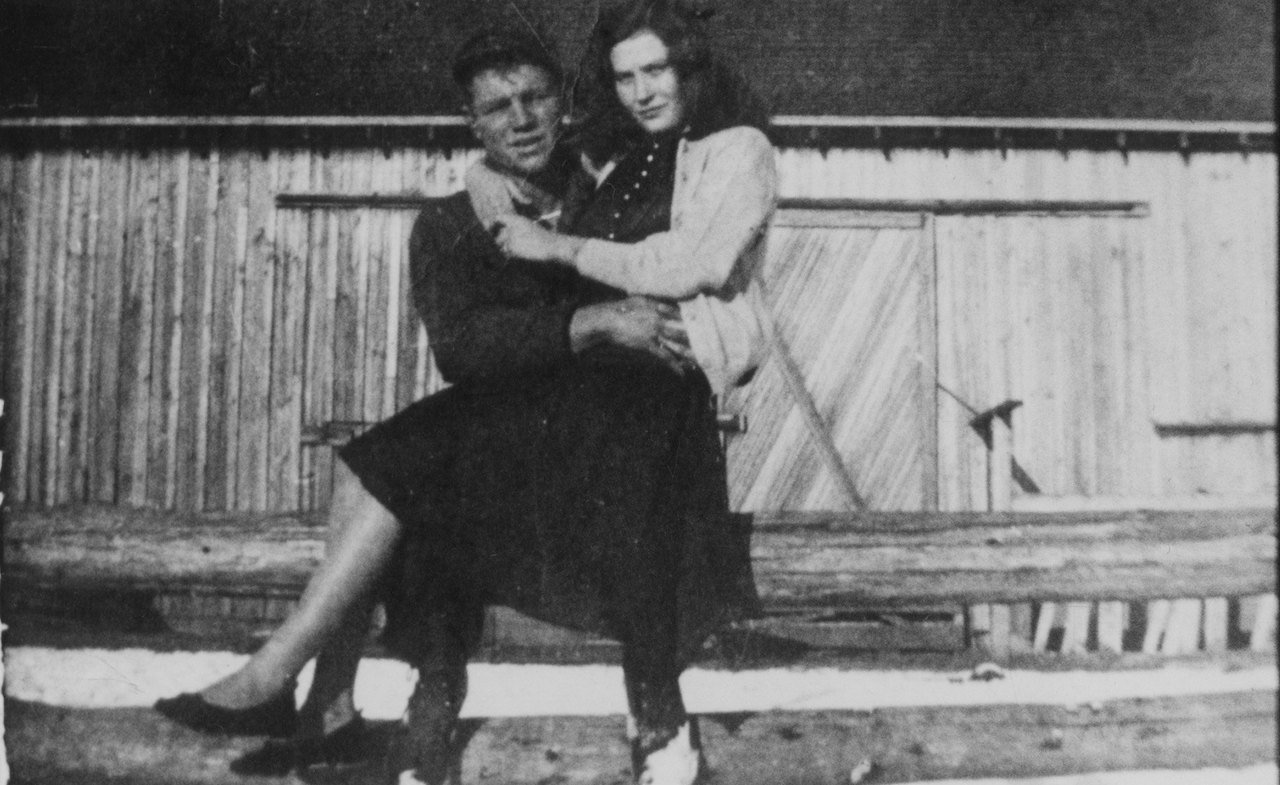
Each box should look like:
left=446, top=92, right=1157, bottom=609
left=154, top=683, right=299, bottom=737
left=229, top=715, right=374, bottom=778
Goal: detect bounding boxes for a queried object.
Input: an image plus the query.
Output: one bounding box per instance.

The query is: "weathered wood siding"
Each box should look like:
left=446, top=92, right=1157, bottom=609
left=1, top=140, right=478, bottom=511
left=774, top=147, right=1277, bottom=506
left=1, top=140, right=1274, bottom=511
left=726, top=210, right=937, bottom=511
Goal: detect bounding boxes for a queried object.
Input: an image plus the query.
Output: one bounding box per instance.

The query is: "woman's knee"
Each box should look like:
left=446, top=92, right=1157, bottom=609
left=330, top=459, right=399, bottom=531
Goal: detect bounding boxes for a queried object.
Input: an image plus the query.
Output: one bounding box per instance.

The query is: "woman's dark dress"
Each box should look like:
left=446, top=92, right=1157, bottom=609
left=338, top=137, right=756, bottom=696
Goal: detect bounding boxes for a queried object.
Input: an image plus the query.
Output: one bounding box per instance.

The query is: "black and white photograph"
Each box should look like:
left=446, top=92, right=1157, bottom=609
left=0, top=1, right=1274, bottom=783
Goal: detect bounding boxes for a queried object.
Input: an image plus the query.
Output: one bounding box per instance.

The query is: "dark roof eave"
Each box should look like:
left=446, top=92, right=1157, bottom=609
left=0, top=115, right=1273, bottom=152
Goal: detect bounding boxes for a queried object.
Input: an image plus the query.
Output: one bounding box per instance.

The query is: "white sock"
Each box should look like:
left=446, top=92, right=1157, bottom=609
left=636, top=721, right=700, bottom=785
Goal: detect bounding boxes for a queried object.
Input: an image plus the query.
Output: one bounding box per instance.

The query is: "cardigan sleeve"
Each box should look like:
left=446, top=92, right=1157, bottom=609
left=409, top=202, right=576, bottom=385
left=571, top=126, right=778, bottom=299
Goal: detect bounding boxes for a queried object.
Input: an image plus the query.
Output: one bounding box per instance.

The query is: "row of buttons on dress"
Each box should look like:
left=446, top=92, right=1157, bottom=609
left=606, top=146, right=659, bottom=240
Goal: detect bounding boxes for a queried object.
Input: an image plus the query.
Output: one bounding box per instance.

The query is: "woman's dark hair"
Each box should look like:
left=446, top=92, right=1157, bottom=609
left=573, top=1, right=768, bottom=164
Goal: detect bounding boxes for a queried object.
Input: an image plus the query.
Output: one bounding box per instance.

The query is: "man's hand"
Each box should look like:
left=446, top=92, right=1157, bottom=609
left=569, top=297, right=694, bottom=373
left=491, top=213, right=583, bottom=264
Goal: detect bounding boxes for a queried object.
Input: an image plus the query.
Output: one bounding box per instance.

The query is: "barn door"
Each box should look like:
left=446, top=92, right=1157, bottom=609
left=933, top=213, right=1150, bottom=510
left=725, top=209, right=937, bottom=512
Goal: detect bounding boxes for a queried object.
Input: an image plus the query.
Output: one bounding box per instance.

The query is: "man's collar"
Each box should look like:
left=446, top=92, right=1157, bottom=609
left=465, top=157, right=563, bottom=230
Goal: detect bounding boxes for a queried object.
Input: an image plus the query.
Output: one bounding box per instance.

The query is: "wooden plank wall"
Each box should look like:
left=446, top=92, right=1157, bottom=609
left=777, top=146, right=1277, bottom=502
left=1, top=141, right=1274, bottom=513
left=1, top=140, right=478, bottom=512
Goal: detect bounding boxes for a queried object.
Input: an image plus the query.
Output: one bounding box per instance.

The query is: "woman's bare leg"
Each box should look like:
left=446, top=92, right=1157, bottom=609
left=198, top=462, right=400, bottom=710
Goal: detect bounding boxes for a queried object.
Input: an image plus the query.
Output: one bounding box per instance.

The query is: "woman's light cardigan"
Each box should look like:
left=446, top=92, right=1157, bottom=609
left=573, top=126, right=779, bottom=395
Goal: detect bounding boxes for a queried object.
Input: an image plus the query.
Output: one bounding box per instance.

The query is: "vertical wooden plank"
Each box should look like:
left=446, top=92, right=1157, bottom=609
left=34, top=151, right=71, bottom=504
left=235, top=145, right=278, bottom=511
left=934, top=215, right=989, bottom=514
left=1161, top=598, right=1202, bottom=654
left=0, top=151, right=14, bottom=433
left=174, top=138, right=217, bottom=511
left=147, top=146, right=190, bottom=508
left=986, top=603, right=1011, bottom=659
left=89, top=147, right=129, bottom=503
left=56, top=150, right=96, bottom=502
left=300, top=146, right=337, bottom=511
left=205, top=147, right=249, bottom=511
left=382, top=207, right=405, bottom=417
left=332, top=149, right=370, bottom=427
left=1032, top=601, right=1057, bottom=652
left=917, top=213, right=939, bottom=511
left=361, top=152, right=393, bottom=423
left=1060, top=602, right=1091, bottom=654
left=268, top=144, right=310, bottom=511
left=968, top=604, right=991, bottom=651
left=1202, top=597, right=1229, bottom=652
left=8, top=149, right=39, bottom=504
left=1096, top=601, right=1125, bottom=653
left=1007, top=602, right=1033, bottom=654
left=1141, top=599, right=1172, bottom=654
left=71, top=152, right=104, bottom=502
left=1248, top=593, right=1277, bottom=653
left=117, top=150, right=160, bottom=506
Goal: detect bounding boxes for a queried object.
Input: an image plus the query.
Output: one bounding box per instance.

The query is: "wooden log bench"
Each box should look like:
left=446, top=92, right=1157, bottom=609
left=4, top=504, right=1275, bottom=656
left=4, top=503, right=1276, bottom=785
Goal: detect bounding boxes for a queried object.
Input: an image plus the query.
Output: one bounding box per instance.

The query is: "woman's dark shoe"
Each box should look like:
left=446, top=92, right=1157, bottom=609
left=229, top=715, right=373, bottom=778
left=154, top=684, right=298, bottom=737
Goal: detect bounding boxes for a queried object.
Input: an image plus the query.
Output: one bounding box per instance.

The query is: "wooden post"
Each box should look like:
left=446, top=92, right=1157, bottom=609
left=1032, top=602, right=1057, bottom=651
left=972, top=400, right=1029, bottom=657
left=1061, top=602, right=1092, bottom=654
left=1096, top=601, right=1125, bottom=653
left=1202, top=597, right=1229, bottom=652
left=1142, top=599, right=1172, bottom=654
left=1161, top=599, right=1203, bottom=654
left=1249, top=593, right=1277, bottom=652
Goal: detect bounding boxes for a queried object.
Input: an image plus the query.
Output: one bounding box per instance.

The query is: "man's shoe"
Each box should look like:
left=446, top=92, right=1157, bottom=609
left=633, top=720, right=702, bottom=785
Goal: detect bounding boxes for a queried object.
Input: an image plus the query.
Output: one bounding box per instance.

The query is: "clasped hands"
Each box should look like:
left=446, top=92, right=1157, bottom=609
left=571, top=296, right=695, bottom=374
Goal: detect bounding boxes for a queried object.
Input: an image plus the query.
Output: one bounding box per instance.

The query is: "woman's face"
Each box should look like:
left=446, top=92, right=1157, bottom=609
left=610, top=29, right=686, bottom=134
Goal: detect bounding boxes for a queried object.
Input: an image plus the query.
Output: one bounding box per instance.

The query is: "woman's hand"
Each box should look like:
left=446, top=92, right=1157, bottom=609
left=569, top=296, right=695, bottom=373
left=490, top=214, right=583, bottom=265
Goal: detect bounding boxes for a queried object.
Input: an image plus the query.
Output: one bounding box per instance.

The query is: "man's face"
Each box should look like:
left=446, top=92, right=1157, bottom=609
left=467, top=64, right=562, bottom=178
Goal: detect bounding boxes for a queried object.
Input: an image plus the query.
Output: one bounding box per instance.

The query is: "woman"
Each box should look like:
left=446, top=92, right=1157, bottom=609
left=492, top=2, right=776, bottom=398
left=159, top=6, right=776, bottom=784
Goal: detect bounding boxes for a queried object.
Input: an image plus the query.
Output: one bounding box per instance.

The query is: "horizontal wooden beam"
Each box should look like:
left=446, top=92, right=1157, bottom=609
left=778, top=198, right=1149, bottom=216
left=1153, top=420, right=1277, bottom=437
left=4, top=506, right=1274, bottom=607
left=3, top=116, right=1272, bottom=135
left=275, top=194, right=1153, bottom=216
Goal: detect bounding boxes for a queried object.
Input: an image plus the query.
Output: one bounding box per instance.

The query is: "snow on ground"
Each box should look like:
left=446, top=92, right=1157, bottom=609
left=896, top=764, right=1277, bottom=785
left=5, top=646, right=1275, bottom=721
